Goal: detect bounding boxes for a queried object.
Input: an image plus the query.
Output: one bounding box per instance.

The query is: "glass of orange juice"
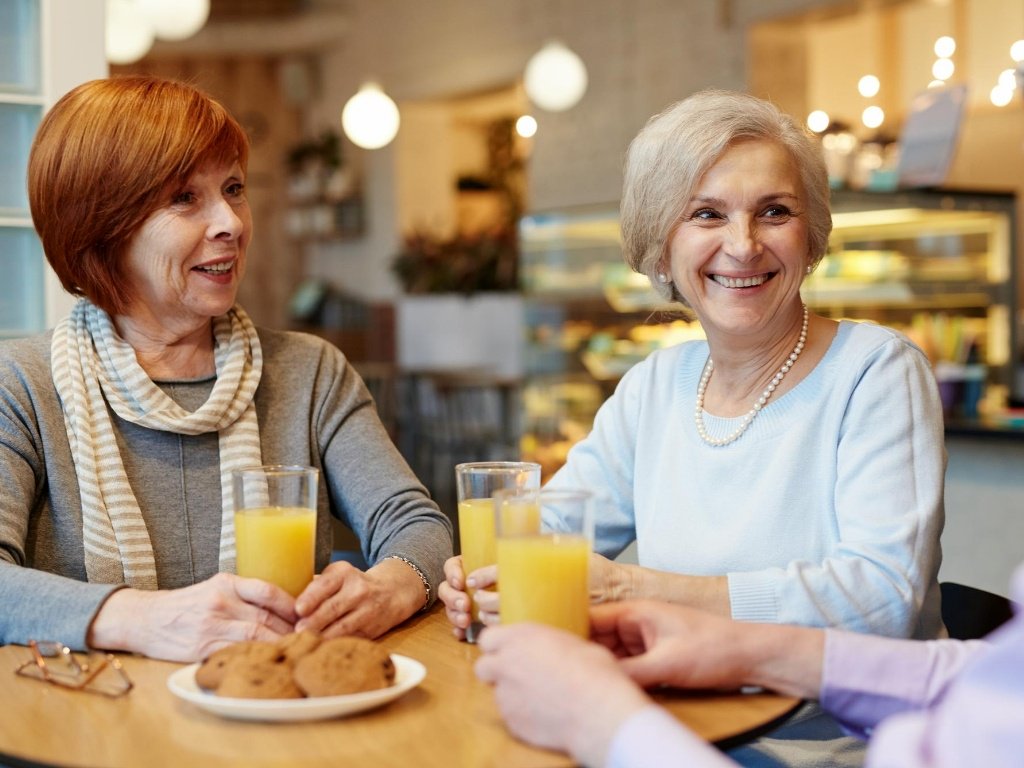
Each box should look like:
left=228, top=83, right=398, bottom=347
left=232, top=465, right=319, bottom=597
left=495, top=488, right=594, bottom=638
left=454, top=461, right=540, bottom=643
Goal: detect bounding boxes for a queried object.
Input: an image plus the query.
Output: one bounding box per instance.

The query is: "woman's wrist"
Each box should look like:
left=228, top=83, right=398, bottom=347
left=623, top=567, right=731, bottom=616
left=591, top=558, right=639, bottom=603
left=86, top=587, right=140, bottom=652
left=376, top=556, right=431, bottom=615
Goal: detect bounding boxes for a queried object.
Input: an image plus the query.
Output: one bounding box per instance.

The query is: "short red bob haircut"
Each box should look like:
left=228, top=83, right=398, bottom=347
left=27, top=75, right=250, bottom=316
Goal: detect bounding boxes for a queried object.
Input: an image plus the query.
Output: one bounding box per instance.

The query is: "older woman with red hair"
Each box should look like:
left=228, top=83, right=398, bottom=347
left=0, top=75, right=452, bottom=662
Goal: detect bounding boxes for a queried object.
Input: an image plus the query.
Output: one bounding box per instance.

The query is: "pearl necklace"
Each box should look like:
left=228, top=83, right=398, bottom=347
left=694, top=305, right=809, bottom=447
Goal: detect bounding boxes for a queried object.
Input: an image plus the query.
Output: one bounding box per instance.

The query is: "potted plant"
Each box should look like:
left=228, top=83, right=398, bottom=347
left=390, top=224, right=524, bottom=378
left=391, top=225, right=518, bottom=295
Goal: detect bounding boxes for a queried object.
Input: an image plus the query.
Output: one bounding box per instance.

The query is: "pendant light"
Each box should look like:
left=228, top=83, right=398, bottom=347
left=523, top=40, right=588, bottom=112
left=105, top=0, right=155, bottom=64
left=137, top=0, right=210, bottom=41
left=341, top=83, right=401, bottom=150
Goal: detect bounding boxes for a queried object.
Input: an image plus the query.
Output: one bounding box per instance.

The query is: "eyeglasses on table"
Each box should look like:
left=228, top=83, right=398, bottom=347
left=14, top=640, right=133, bottom=698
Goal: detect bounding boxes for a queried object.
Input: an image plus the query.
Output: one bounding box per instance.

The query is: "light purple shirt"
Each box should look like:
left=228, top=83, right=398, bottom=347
left=607, top=566, right=1023, bottom=768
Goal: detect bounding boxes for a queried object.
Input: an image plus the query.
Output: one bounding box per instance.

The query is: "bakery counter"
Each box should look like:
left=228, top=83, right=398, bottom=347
left=944, top=414, right=1024, bottom=440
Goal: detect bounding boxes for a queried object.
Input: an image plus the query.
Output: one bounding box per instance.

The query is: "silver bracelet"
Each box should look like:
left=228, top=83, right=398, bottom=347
left=385, top=555, right=431, bottom=612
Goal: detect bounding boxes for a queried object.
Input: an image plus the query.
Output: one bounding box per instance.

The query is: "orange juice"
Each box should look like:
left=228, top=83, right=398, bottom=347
left=497, top=500, right=541, bottom=537
left=458, top=498, right=498, bottom=625
left=235, top=506, right=316, bottom=597
left=497, top=534, right=591, bottom=637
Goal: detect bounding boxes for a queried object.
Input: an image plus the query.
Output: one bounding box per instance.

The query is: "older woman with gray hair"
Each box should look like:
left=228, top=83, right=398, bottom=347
left=442, top=90, right=946, bottom=766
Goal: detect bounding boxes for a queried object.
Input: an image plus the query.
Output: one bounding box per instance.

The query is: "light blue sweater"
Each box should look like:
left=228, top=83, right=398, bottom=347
left=547, top=320, right=946, bottom=640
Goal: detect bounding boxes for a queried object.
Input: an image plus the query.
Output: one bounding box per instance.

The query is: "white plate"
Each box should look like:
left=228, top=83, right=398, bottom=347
left=167, top=654, right=426, bottom=722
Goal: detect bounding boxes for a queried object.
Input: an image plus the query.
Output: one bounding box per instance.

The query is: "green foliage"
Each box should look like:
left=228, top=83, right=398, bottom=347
left=287, top=130, right=342, bottom=173
left=391, top=228, right=519, bottom=295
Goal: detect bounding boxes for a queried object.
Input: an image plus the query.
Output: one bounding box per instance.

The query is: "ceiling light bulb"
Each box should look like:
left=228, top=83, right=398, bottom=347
left=934, top=36, right=956, bottom=58
left=137, top=0, right=209, bottom=41
left=806, top=110, right=830, bottom=133
left=858, top=75, right=880, bottom=98
left=991, top=84, right=1014, bottom=107
left=1011, top=40, right=1024, bottom=62
left=524, top=41, right=588, bottom=111
left=342, top=83, right=400, bottom=150
left=515, top=115, right=538, bottom=138
left=105, top=0, right=155, bottom=64
left=862, top=106, right=884, bottom=129
left=999, top=69, right=1018, bottom=90
left=932, top=58, right=955, bottom=81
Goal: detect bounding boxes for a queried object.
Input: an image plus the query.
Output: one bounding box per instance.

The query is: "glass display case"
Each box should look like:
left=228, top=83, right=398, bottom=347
left=518, top=189, right=1017, bottom=478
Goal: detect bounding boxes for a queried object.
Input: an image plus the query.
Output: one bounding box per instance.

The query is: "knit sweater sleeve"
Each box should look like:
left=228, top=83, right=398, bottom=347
left=727, top=334, right=946, bottom=637
left=0, top=335, right=124, bottom=649
left=544, top=355, right=648, bottom=559
left=297, top=336, right=454, bottom=604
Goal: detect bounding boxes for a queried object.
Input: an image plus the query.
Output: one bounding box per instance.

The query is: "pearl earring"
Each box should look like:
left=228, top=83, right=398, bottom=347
left=805, top=264, right=813, bottom=275
left=657, top=272, right=670, bottom=283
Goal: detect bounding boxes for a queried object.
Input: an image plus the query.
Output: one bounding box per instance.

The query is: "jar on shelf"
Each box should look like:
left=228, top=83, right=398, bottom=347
left=820, top=121, right=859, bottom=189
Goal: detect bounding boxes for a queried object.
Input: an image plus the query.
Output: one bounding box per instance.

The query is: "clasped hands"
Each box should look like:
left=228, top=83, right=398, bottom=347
left=440, top=551, right=820, bottom=766
left=472, top=595, right=774, bottom=768
left=88, top=557, right=420, bottom=662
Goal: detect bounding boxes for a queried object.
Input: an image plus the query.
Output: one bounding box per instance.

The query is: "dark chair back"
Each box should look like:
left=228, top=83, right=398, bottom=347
left=940, top=581, right=1015, bottom=640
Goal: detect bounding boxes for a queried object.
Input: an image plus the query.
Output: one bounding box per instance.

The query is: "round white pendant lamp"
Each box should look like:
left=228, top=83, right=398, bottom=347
left=137, top=0, right=210, bottom=41
left=106, top=0, right=155, bottom=64
left=523, top=41, right=588, bottom=112
left=341, top=83, right=401, bottom=150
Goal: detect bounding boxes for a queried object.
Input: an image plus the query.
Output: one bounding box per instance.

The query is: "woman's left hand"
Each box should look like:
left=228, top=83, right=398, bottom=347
left=589, top=552, right=635, bottom=604
left=588, top=554, right=732, bottom=616
left=294, top=558, right=425, bottom=639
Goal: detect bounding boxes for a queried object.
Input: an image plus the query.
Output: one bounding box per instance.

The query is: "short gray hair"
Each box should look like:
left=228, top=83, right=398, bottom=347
left=620, top=89, right=832, bottom=300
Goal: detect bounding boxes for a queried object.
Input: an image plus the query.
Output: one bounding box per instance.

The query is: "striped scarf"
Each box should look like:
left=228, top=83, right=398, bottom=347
left=51, top=300, right=263, bottom=589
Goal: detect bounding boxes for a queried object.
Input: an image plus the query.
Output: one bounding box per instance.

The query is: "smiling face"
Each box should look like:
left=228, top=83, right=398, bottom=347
left=665, top=139, right=810, bottom=341
left=118, top=159, right=251, bottom=340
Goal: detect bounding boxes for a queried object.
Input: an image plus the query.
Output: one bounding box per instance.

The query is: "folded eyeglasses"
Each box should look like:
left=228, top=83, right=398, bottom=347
left=14, top=640, right=133, bottom=698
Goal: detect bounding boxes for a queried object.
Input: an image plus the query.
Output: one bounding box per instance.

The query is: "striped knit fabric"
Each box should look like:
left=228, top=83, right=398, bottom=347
left=50, top=300, right=264, bottom=589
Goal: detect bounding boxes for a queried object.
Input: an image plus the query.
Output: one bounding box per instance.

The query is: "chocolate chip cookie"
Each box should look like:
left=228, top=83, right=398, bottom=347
left=293, top=637, right=396, bottom=697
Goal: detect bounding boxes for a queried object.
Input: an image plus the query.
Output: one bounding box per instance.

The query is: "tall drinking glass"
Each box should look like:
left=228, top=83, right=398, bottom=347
left=455, top=461, right=541, bottom=643
left=495, top=488, right=594, bottom=637
left=232, top=465, right=319, bottom=597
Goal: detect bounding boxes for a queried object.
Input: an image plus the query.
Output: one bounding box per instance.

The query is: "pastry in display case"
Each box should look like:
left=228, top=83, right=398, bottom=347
left=518, top=189, right=1017, bottom=476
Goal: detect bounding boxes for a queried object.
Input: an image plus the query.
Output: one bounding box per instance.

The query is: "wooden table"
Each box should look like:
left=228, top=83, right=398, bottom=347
left=0, top=609, right=799, bottom=768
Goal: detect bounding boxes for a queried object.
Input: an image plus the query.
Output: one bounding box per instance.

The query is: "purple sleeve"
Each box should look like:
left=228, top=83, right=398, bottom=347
left=825, top=565, right=1024, bottom=767
left=864, top=605, right=1024, bottom=767
left=607, top=706, right=738, bottom=768
left=820, top=629, right=986, bottom=736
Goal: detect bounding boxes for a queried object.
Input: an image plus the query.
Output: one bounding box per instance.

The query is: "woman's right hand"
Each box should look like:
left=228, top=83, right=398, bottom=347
left=438, top=555, right=471, bottom=639
left=86, top=573, right=298, bottom=662
left=438, top=555, right=499, bottom=639
left=440, top=552, right=632, bottom=638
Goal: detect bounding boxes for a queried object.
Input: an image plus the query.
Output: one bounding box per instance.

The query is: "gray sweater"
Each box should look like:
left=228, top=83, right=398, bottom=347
left=0, top=328, right=453, bottom=649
